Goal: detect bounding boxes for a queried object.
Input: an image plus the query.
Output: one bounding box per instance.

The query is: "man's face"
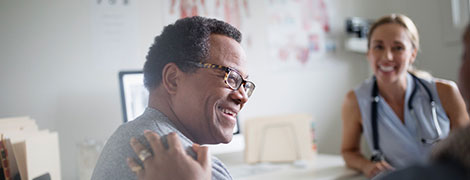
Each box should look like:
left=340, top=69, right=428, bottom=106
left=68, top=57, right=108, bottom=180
left=459, top=29, right=470, bottom=104
left=173, top=34, right=249, bottom=144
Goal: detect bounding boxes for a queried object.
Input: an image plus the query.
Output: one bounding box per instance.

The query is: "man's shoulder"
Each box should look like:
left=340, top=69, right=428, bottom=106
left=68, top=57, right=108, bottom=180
left=101, top=117, right=160, bottom=152
left=114, top=116, right=158, bottom=137
left=211, top=156, right=233, bottom=180
left=90, top=120, right=152, bottom=179
left=380, top=162, right=467, bottom=180
left=106, top=108, right=176, bottom=144
left=91, top=112, right=166, bottom=180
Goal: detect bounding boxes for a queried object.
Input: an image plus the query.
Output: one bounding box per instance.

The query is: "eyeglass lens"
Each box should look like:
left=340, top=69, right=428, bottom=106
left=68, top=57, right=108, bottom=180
left=226, top=71, right=254, bottom=97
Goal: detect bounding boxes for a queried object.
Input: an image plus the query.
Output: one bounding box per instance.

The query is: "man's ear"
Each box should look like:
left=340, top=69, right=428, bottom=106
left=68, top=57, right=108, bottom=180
left=161, top=63, right=182, bottom=95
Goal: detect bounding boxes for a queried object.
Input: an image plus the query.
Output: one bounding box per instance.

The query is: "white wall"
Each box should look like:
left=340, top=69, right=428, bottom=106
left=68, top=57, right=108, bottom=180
left=352, top=0, right=464, bottom=81
left=0, top=0, right=464, bottom=179
left=0, top=1, right=164, bottom=178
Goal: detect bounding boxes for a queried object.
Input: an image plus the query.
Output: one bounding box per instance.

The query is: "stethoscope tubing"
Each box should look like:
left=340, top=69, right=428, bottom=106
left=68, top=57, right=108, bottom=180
left=370, top=74, right=442, bottom=162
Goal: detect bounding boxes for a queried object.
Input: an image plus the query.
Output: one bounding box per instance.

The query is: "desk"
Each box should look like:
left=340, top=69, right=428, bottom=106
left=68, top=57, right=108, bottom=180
left=215, top=151, right=366, bottom=180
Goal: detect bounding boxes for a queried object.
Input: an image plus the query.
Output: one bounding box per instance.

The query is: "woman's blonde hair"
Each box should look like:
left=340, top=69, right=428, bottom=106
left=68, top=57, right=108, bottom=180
left=367, top=13, right=420, bottom=50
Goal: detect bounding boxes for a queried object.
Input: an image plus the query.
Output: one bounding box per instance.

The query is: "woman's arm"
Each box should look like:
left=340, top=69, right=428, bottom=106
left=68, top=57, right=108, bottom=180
left=436, top=80, right=470, bottom=130
left=341, top=90, right=394, bottom=178
left=341, top=91, right=368, bottom=170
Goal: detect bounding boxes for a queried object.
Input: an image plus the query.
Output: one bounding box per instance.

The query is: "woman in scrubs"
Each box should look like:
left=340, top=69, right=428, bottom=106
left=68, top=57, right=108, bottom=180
left=341, top=14, right=469, bottom=178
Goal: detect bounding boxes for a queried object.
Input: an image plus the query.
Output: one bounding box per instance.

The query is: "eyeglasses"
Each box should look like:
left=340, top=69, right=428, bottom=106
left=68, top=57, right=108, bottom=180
left=185, top=61, right=255, bottom=97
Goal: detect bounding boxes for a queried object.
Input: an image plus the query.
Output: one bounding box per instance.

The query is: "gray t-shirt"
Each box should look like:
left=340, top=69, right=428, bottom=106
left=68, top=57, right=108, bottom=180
left=91, top=107, right=232, bottom=180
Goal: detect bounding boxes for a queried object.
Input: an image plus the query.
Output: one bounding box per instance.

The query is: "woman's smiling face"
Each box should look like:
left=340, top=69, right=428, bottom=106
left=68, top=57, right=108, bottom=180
left=367, top=23, right=417, bottom=84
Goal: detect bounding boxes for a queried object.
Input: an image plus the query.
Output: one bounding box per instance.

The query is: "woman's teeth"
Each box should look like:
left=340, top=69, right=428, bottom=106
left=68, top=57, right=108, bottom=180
left=379, top=65, right=394, bottom=72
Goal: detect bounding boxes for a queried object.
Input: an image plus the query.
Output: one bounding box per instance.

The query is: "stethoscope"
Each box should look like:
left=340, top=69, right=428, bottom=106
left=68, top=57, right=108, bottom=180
left=370, top=73, right=442, bottom=162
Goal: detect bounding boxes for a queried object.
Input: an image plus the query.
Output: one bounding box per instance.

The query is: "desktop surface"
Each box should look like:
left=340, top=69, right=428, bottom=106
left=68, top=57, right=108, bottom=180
left=215, top=151, right=366, bottom=180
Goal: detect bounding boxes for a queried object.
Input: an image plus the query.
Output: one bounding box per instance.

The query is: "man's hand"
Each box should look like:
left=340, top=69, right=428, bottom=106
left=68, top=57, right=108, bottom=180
left=127, top=130, right=212, bottom=180
left=362, top=160, right=395, bottom=178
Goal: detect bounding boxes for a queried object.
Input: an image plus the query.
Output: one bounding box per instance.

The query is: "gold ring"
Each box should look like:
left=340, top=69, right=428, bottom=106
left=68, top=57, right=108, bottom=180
left=131, top=165, right=142, bottom=172
left=138, top=149, right=152, bottom=162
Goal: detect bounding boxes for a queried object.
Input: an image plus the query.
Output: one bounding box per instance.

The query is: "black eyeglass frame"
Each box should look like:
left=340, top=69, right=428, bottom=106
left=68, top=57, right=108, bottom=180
left=184, top=61, right=255, bottom=97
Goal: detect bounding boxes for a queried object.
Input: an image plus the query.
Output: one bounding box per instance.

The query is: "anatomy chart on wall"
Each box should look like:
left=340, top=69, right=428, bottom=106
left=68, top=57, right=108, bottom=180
left=163, top=0, right=253, bottom=48
left=266, top=0, right=331, bottom=68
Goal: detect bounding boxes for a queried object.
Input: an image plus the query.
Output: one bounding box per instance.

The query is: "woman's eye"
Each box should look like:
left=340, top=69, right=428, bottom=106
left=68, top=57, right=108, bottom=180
left=373, top=45, right=383, bottom=50
left=393, top=46, right=404, bottom=51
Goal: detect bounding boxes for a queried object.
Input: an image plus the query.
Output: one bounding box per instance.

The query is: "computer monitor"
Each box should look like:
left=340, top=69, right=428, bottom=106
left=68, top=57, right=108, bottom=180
left=118, top=70, right=240, bottom=134
left=118, top=71, right=148, bottom=123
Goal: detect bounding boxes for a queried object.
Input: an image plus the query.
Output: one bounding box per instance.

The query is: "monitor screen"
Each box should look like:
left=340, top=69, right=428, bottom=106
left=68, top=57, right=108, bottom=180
left=118, top=71, right=240, bottom=134
left=118, top=71, right=148, bottom=123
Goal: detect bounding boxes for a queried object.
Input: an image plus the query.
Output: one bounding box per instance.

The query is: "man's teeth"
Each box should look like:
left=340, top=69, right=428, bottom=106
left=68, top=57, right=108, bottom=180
left=379, top=65, right=394, bottom=72
left=221, top=108, right=236, bottom=116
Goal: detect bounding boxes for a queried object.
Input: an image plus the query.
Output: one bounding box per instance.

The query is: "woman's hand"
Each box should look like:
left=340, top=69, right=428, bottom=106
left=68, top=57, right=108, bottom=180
left=362, top=160, right=395, bottom=178
left=126, top=130, right=212, bottom=180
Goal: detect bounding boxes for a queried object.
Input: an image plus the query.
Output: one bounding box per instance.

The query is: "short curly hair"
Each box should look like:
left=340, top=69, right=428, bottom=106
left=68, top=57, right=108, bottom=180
left=143, top=16, right=242, bottom=90
left=431, top=125, right=470, bottom=176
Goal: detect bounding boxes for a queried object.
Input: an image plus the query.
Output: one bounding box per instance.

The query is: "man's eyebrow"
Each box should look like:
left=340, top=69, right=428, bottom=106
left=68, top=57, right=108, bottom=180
left=239, top=71, right=249, bottom=79
left=230, top=67, right=249, bottom=79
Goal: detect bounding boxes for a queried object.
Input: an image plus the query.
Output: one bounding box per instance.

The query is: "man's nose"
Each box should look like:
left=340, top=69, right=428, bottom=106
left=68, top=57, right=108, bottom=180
left=231, top=86, right=249, bottom=106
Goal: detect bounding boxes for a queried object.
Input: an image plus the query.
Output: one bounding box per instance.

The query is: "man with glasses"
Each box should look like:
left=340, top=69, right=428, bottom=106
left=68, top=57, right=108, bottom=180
left=92, top=16, right=254, bottom=180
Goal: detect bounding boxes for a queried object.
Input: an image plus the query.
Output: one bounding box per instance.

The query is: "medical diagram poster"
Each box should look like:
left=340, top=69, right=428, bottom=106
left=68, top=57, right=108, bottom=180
left=162, top=0, right=254, bottom=49
left=266, top=0, right=331, bottom=71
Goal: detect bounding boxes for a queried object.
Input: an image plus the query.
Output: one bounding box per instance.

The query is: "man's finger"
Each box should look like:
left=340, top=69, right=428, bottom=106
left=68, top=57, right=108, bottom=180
left=127, top=158, right=145, bottom=180
left=167, top=132, right=184, bottom=152
left=130, top=137, right=153, bottom=163
left=193, top=144, right=211, bottom=169
left=144, top=130, right=165, bottom=154
left=193, top=144, right=212, bottom=180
